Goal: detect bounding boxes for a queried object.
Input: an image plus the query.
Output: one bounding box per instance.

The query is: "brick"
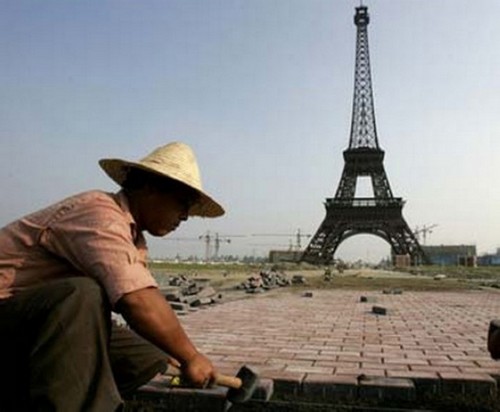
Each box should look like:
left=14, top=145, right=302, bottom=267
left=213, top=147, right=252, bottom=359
left=387, top=370, right=439, bottom=380
left=358, top=368, right=386, bottom=377
left=337, top=355, right=364, bottom=363
left=314, top=360, right=338, bottom=368
left=129, top=380, right=228, bottom=411
left=266, top=359, right=312, bottom=367
left=411, top=365, right=461, bottom=373
left=460, top=367, right=500, bottom=378
left=284, top=365, right=334, bottom=375
left=475, top=359, right=500, bottom=368
left=363, top=362, right=408, bottom=371
left=278, top=348, right=319, bottom=357
left=253, top=378, right=274, bottom=402
left=439, top=372, right=497, bottom=400
left=335, top=367, right=365, bottom=375
left=403, top=350, right=426, bottom=358
left=362, top=347, right=384, bottom=355
left=358, top=376, right=416, bottom=402
left=223, top=355, right=268, bottom=364
left=429, top=359, right=477, bottom=367
left=384, top=357, right=428, bottom=366
left=261, top=371, right=305, bottom=398
left=302, top=373, right=358, bottom=401
left=360, top=296, right=377, bottom=303
left=169, top=302, right=189, bottom=311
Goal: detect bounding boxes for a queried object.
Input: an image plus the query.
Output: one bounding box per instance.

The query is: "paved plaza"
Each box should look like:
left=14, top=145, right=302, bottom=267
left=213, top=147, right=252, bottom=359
left=130, top=289, right=500, bottom=411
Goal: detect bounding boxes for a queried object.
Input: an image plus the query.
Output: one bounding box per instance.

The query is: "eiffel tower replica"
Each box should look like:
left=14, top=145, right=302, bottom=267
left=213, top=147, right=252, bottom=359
left=301, top=5, right=427, bottom=266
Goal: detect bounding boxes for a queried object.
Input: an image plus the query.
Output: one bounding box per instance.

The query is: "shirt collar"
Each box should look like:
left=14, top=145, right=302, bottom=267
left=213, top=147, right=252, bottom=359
left=113, top=190, right=144, bottom=245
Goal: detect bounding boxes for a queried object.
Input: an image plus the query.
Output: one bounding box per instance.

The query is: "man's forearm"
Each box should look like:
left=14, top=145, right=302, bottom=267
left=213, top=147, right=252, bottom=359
left=116, top=287, right=199, bottom=365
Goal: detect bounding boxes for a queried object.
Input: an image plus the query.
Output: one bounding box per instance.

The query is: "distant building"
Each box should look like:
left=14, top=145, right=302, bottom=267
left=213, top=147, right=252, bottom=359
left=421, top=245, right=477, bottom=266
left=477, top=248, right=500, bottom=266
left=268, top=250, right=302, bottom=263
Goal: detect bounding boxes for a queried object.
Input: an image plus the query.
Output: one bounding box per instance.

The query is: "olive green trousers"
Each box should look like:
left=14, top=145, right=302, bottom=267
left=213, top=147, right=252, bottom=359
left=0, top=277, right=168, bottom=412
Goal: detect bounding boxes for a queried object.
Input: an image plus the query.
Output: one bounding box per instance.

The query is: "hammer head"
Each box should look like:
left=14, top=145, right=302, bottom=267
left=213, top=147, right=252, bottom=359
left=226, top=365, right=259, bottom=403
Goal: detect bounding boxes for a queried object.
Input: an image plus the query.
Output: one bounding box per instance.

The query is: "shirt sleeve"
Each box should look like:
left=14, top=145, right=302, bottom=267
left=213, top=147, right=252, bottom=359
left=38, top=196, right=158, bottom=307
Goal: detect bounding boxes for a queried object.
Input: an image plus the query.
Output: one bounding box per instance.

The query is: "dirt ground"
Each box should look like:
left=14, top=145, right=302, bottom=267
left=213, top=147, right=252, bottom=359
left=150, top=262, right=500, bottom=302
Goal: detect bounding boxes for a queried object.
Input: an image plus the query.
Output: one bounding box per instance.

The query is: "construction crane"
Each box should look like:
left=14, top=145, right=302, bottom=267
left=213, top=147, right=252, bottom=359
left=199, top=231, right=245, bottom=261
left=198, top=232, right=209, bottom=261
left=414, top=224, right=438, bottom=245
left=251, top=229, right=312, bottom=251
left=213, top=233, right=231, bottom=260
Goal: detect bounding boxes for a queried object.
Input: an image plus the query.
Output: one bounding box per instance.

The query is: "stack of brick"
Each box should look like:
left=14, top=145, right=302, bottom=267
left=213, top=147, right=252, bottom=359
left=291, top=274, right=307, bottom=285
left=159, top=275, right=223, bottom=315
left=236, top=270, right=291, bottom=293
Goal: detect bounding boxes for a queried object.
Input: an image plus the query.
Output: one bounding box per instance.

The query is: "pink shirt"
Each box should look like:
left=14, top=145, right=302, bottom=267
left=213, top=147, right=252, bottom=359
left=0, top=190, right=158, bottom=307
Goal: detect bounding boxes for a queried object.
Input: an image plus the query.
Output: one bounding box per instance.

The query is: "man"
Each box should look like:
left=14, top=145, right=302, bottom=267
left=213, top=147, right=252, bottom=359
left=0, top=142, right=225, bottom=411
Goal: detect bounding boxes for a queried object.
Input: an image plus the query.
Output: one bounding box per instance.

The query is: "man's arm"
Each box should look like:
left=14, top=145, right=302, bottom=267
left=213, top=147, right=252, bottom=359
left=116, top=287, right=215, bottom=386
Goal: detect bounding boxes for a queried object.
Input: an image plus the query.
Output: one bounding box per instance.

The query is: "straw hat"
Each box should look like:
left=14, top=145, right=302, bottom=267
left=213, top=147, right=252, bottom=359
left=99, top=142, right=225, bottom=218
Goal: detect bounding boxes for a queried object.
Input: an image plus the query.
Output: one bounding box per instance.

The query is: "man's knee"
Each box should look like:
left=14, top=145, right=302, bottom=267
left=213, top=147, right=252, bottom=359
left=63, top=277, right=106, bottom=302
left=67, top=276, right=104, bottom=298
left=42, top=277, right=110, bottom=322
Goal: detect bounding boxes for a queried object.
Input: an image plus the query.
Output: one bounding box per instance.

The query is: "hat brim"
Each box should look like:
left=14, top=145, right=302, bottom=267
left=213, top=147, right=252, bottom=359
left=99, top=158, right=225, bottom=218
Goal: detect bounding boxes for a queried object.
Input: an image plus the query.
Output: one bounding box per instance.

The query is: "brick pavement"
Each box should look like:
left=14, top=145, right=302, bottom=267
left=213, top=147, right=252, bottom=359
left=129, top=289, right=500, bottom=410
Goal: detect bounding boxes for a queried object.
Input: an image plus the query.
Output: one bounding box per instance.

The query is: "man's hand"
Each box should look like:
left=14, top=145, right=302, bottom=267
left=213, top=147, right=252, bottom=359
left=117, top=287, right=216, bottom=381
left=182, top=352, right=217, bottom=388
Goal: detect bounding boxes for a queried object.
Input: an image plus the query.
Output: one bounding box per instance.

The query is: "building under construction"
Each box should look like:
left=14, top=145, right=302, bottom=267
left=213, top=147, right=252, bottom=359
left=422, top=245, right=477, bottom=266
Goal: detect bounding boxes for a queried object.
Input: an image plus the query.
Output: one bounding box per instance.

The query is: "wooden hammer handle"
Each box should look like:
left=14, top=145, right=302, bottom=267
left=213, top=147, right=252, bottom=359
left=214, top=374, right=242, bottom=389
left=168, top=365, right=242, bottom=389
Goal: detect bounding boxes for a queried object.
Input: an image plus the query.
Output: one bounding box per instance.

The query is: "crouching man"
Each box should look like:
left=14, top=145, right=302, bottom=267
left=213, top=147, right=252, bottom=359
left=0, top=142, right=224, bottom=411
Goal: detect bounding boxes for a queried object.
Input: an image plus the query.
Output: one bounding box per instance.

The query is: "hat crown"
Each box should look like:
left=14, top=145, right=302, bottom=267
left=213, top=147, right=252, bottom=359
left=139, top=142, right=203, bottom=191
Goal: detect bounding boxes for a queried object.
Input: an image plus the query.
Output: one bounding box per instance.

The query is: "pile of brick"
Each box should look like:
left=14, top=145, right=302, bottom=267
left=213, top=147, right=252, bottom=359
left=159, top=275, right=223, bottom=315
left=235, top=270, right=307, bottom=294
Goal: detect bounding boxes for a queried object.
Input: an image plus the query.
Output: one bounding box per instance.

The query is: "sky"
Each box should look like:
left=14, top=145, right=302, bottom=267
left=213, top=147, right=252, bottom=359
left=1, top=0, right=499, bottom=262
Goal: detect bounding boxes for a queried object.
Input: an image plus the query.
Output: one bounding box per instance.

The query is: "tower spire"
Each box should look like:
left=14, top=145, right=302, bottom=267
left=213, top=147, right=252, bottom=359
left=350, top=5, right=379, bottom=149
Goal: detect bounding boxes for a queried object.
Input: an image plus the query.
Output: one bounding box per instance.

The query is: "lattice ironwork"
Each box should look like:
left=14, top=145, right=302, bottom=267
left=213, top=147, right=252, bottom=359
left=349, top=6, right=378, bottom=150
left=301, top=6, right=427, bottom=266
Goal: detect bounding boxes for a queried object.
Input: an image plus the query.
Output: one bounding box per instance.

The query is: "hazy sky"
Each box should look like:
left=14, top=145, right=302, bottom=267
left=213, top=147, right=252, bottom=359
left=1, top=0, right=499, bottom=262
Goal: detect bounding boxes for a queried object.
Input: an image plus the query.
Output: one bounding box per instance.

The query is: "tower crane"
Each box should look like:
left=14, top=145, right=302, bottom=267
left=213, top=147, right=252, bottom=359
left=213, top=233, right=231, bottom=260
left=199, top=231, right=245, bottom=261
left=199, top=231, right=212, bottom=262
left=414, top=224, right=438, bottom=245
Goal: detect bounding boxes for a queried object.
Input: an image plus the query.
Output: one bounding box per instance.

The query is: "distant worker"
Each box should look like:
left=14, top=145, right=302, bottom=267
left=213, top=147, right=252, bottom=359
left=323, top=266, right=333, bottom=281
left=0, top=142, right=225, bottom=411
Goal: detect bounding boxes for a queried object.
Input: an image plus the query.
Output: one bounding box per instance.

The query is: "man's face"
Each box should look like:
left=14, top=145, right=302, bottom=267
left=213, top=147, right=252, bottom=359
left=138, top=185, right=195, bottom=237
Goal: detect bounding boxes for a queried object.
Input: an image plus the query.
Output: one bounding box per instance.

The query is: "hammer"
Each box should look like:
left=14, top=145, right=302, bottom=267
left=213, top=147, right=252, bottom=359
left=167, top=364, right=261, bottom=404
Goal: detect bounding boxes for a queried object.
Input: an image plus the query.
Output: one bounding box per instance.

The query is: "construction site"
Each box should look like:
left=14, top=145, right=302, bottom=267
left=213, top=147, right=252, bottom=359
left=1, top=1, right=499, bottom=411
left=124, top=4, right=500, bottom=411
left=121, top=261, right=500, bottom=411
